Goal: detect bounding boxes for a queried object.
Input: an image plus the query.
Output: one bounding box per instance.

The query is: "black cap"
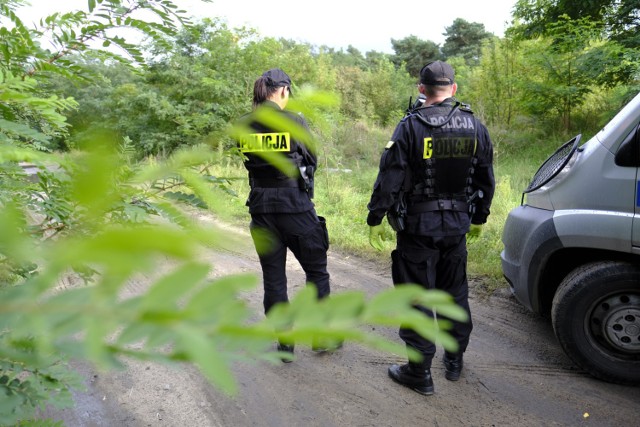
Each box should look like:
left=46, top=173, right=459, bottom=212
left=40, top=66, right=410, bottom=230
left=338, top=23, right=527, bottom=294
left=262, top=68, right=292, bottom=94
left=420, top=61, right=455, bottom=86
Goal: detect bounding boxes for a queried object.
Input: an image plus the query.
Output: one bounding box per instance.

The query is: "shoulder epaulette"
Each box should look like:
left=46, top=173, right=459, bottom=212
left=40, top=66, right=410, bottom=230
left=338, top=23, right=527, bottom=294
left=459, top=103, right=474, bottom=114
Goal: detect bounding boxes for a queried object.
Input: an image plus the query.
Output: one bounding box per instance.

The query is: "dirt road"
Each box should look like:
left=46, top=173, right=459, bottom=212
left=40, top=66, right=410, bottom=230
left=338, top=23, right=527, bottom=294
left=44, top=220, right=639, bottom=426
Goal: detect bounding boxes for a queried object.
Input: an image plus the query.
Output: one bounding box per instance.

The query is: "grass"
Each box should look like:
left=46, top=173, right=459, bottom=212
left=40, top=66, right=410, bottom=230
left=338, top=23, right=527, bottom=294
left=208, top=122, right=571, bottom=293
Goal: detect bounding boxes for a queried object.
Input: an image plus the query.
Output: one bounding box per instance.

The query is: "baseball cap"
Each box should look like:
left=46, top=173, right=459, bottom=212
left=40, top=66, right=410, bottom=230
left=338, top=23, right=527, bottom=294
left=420, top=61, right=455, bottom=86
left=262, top=68, right=293, bottom=94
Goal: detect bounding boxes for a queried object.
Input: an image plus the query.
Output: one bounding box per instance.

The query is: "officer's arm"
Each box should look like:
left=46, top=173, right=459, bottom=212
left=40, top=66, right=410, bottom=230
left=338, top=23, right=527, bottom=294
left=294, top=114, right=318, bottom=168
left=471, top=124, right=496, bottom=224
left=366, top=125, right=410, bottom=226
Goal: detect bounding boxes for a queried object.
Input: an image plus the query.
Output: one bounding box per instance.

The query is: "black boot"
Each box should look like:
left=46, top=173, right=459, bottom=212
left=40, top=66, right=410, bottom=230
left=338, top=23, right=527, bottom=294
left=388, top=363, right=434, bottom=396
left=277, top=342, right=294, bottom=363
left=443, top=353, right=463, bottom=381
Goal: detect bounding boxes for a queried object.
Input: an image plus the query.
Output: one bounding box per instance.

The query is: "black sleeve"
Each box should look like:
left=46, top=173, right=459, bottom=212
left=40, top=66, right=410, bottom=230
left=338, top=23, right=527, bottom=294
left=292, top=112, right=317, bottom=168
left=366, top=122, right=411, bottom=226
left=471, top=123, right=495, bottom=224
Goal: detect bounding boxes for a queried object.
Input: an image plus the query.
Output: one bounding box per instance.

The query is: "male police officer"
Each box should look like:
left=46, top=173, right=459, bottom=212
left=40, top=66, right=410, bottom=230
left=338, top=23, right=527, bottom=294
left=366, top=61, right=495, bottom=395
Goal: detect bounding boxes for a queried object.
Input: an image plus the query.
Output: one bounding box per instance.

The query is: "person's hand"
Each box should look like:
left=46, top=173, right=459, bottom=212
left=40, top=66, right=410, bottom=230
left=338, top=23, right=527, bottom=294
left=467, top=224, right=483, bottom=244
left=369, top=225, right=385, bottom=251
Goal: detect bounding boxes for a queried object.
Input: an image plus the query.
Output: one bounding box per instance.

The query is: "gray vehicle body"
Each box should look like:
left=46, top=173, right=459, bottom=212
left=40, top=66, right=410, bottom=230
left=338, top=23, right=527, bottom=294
left=501, top=92, right=640, bottom=383
left=502, top=93, right=640, bottom=313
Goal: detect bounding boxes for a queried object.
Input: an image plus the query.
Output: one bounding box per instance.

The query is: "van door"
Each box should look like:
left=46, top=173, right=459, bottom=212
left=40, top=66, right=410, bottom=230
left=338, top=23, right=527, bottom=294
left=635, top=173, right=640, bottom=250
left=617, top=124, right=640, bottom=249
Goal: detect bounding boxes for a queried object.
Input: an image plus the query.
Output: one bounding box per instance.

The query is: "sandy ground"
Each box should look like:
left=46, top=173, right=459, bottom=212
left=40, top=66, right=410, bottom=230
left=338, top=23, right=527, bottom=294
left=42, top=218, right=640, bottom=427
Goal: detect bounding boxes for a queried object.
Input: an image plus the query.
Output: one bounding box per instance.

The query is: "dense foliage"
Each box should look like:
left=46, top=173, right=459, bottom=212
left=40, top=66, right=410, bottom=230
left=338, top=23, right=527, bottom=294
left=45, top=11, right=639, bottom=159
left=512, top=0, right=640, bottom=85
left=0, top=1, right=469, bottom=424
left=1, top=0, right=638, bottom=424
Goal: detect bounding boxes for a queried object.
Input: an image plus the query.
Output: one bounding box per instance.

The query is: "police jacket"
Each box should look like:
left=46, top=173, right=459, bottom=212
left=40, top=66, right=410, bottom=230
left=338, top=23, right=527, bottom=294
left=367, top=97, right=495, bottom=236
left=237, top=100, right=317, bottom=214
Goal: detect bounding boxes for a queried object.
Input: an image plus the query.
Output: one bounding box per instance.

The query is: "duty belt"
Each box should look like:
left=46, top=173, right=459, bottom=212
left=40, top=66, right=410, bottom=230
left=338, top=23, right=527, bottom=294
left=251, top=178, right=299, bottom=188
left=407, top=199, right=469, bottom=214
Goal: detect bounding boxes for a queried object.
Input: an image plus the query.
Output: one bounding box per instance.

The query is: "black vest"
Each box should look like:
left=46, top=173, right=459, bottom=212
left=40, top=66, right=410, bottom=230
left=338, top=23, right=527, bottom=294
left=409, top=103, right=478, bottom=203
left=237, top=106, right=307, bottom=186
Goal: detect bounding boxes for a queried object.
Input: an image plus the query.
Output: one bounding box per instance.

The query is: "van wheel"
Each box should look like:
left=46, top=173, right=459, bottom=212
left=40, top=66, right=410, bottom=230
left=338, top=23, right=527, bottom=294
left=551, top=261, right=640, bottom=385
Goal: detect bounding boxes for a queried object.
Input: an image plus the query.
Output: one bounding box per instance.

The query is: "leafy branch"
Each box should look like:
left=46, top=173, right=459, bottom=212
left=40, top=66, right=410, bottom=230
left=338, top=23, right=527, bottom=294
left=0, top=140, right=467, bottom=423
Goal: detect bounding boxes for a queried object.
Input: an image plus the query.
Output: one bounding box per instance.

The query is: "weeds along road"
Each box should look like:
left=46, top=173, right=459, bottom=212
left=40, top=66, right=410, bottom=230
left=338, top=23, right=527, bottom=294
left=44, top=217, right=640, bottom=427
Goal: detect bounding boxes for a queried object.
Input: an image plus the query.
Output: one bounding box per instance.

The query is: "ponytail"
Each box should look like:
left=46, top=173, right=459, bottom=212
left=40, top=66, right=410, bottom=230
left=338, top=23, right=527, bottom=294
left=252, top=76, right=281, bottom=109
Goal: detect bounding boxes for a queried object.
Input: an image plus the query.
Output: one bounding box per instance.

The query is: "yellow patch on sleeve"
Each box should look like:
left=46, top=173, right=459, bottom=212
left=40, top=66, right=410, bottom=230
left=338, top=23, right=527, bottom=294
left=385, top=140, right=395, bottom=149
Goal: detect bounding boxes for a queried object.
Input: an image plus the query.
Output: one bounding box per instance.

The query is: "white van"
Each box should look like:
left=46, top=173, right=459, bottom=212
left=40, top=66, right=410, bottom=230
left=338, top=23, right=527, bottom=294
left=501, top=92, right=640, bottom=384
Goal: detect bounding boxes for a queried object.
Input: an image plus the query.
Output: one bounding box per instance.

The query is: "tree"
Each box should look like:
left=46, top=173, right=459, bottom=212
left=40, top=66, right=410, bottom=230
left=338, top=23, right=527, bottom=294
left=364, top=50, right=391, bottom=67
left=518, top=16, right=612, bottom=131
left=442, top=18, right=494, bottom=65
left=607, top=0, right=640, bottom=49
left=511, top=0, right=640, bottom=83
left=53, top=19, right=333, bottom=158
left=0, top=0, right=192, bottom=153
left=466, top=36, right=524, bottom=127
left=391, top=35, right=442, bottom=79
left=334, top=66, right=375, bottom=121
left=328, top=45, right=369, bottom=69
left=366, top=58, right=414, bottom=126
left=512, top=0, right=640, bottom=44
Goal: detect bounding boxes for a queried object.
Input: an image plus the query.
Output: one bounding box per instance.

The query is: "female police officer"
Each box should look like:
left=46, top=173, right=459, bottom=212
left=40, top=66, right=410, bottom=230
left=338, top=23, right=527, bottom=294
left=234, top=68, right=331, bottom=361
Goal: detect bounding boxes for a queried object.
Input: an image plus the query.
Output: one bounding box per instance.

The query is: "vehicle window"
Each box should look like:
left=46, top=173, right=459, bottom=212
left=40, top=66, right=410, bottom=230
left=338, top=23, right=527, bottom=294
left=614, top=123, right=640, bottom=167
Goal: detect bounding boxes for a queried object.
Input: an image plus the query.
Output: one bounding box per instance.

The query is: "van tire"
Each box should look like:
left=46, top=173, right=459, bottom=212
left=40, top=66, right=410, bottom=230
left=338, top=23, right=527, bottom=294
left=551, top=261, right=640, bottom=385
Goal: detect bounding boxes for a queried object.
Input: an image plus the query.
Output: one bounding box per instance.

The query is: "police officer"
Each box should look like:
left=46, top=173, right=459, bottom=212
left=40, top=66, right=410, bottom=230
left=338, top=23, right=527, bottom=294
left=366, top=61, right=495, bottom=395
left=235, top=68, right=331, bottom=361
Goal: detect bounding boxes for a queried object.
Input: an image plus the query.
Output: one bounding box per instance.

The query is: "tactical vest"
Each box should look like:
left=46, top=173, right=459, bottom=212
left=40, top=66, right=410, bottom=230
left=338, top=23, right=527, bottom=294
left=408, top=103, right=478, bottom=213
left=238, top=128, right=310, bottom=192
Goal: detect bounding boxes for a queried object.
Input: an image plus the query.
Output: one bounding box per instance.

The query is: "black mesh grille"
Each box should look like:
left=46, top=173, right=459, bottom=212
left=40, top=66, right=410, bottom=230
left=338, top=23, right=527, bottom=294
left=524, top=135, right=581, bottom=194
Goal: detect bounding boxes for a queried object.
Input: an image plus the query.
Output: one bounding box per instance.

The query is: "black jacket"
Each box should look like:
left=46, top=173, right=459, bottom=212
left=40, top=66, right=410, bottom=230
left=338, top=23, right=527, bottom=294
left=236, top=101, right=317, bottom=214
left=367, top=98, right=495, bottom=236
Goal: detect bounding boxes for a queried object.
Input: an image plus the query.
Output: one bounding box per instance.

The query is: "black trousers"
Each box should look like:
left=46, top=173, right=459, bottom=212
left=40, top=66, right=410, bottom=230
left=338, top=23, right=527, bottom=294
left=391, top=233, right=472, bottom=369
left=250, top=210, right=330, bottom=314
